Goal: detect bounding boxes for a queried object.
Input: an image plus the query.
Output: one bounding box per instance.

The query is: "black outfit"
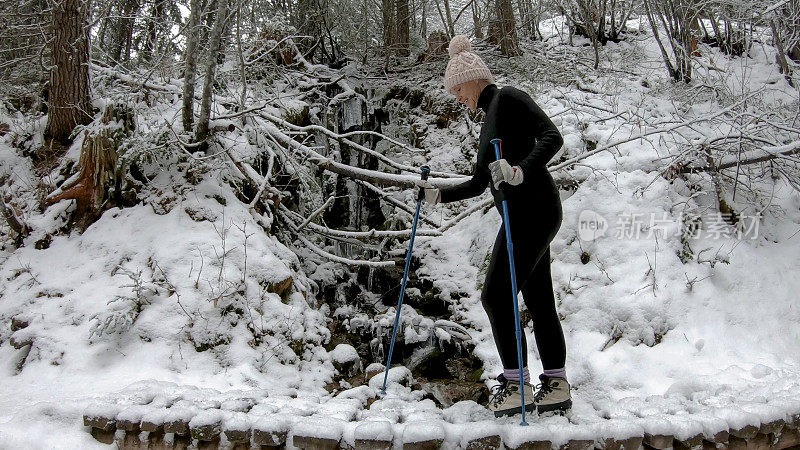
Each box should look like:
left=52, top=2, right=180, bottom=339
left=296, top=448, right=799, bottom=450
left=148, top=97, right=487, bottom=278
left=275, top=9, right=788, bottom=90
left=439, top=83, right=566, bottom=371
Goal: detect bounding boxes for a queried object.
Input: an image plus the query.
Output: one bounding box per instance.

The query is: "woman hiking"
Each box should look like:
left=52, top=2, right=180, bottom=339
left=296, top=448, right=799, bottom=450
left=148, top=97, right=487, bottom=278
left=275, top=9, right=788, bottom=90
left=418, top=35, right=570, bottom=417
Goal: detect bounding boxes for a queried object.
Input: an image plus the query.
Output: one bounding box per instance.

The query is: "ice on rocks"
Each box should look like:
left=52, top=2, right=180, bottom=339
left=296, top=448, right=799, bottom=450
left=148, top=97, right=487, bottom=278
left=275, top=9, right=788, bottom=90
left=162, top=405, right=199, bottom=423
left=368, top=365, right=413, bottom=391
left=330, top=343, right=360, bottom=364
left=189, top=408, right=226, bottom=427
left=316, top=398, right=363, bottom=422
left=442, top=401, right=494, bottom=423
left=224, top=411, right=251, bottom=432
left=291, top=416, right=345, bottom=441
left=401, top=399, right=443, bottom=423
left=140, top=407, right=169, bottom=428
left=251, top=414, right=290, bottom=434
left=738, top=401, right=789, bottom=424
left=434, top=319, right=472, bottom=341
left=690, top=412, right=730, bottom=440
left=335, top=385, right=376, bottom=405
left=220, top=398, right=255, bottom=412
left=584, top=418, right=645, bottom=441
left=501, top=422, right=552, bottom=448
left=363, top=397, right=429, bottom=424
left=354, top=420, right=394, bottom=441
left=249, top=403, right=280, bottom=416
left=116, top=404, right=153, bottom=424
left=365, top=362, right=385, bottom=377
left=402, top=420, right=445, bottom=444
left=457, top=420, right=503, bottom=446
left=83, top=401, right=122, bottom=421
left=713, top=405, right=762, bottom=430
left=636, top=413, right=704, bottom=440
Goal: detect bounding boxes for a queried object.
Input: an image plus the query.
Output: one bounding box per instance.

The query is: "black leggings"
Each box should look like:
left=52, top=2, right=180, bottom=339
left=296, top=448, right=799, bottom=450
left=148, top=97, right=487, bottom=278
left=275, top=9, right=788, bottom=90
left=480, top=194, right=565, bottom=371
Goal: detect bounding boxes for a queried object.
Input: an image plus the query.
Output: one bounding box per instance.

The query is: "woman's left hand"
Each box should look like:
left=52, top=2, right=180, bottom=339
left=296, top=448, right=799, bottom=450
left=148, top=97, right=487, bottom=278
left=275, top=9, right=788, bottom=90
left=489, top=159, right=524, bottom=189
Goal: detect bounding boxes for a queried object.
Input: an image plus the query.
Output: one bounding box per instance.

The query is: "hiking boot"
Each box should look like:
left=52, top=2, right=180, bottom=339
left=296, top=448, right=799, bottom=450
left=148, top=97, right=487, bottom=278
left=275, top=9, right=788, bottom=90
left=487, top=373, right=536, bottom=417
left=532, top=374, right=572, bottom=414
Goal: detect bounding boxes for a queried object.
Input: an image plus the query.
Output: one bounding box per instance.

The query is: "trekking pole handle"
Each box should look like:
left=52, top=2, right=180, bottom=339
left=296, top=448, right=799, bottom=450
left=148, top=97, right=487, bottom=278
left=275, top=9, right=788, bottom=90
left=417, top=166, right=431, bottom=201
left=491, top=138, right=503, bottom=161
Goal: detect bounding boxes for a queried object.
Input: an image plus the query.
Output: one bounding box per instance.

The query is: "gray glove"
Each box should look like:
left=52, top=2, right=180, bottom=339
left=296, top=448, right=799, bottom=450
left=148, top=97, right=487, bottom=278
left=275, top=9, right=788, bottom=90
left=417, top=180, right=440, bottom=204
left=488, top=159, right=524, bottom=190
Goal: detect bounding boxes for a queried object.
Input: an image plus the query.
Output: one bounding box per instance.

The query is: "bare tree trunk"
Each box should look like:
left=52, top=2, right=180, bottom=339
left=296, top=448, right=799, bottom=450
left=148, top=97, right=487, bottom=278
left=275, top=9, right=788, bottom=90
left=383, top=0, right=396, bottom=63
left=397, top=0, right=410, bottom=56
left=598, top=0, right=607, bottom=44
left=516, top=0, right=531, bottom=38
left=576, top=0, right=600, bottom=67
left=45, top=0, right=93, bottom=144
left=294, top=0, right=323, bottom=63
left=472, top=0, right=482, bottom=38
left=363, top=0, right=370, bottom=64
left=779, top=0, right=800, bottom=64
left=235, top=3, right=247, bottom=112
left=643, top=0, right=676, bottom=80
left=195, top=0, right=230, bottom=147
left=97, top=1, right=112, bottom=50
left=108, top=0, right=139, bottom=64
left=496, top=0, right=520, bottom=55
left=421, top=0, right=428, bottom=39
left=442, top=0, right=455, bottom=37
left=143, top=0, right=165, bottom=62
left=771, top=19, right=794, bottom=86
left=182, top=0, right=201, bottom=132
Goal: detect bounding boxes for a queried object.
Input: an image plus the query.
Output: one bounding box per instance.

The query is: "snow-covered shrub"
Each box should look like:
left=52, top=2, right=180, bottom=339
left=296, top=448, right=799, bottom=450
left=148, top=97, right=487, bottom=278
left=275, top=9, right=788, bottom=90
left=88, top=266, right=157, bottom=340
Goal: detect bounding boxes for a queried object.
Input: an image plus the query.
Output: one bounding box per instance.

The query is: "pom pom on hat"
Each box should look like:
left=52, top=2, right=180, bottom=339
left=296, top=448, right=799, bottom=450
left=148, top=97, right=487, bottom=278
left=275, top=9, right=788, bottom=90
left=448, top=35, right=472, bottom=57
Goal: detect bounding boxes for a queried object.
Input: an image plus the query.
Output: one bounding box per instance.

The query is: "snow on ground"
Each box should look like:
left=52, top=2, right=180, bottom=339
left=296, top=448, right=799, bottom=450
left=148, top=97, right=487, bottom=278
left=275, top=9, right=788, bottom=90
left=0, top=141, right=335, bottom=445
left=2, top=17, right=800, bottom=448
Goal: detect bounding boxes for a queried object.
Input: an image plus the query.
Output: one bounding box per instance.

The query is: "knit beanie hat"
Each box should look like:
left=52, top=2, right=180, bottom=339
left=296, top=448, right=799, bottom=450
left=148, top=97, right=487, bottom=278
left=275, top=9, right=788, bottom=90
left=443, top=35, right=494, bottom=94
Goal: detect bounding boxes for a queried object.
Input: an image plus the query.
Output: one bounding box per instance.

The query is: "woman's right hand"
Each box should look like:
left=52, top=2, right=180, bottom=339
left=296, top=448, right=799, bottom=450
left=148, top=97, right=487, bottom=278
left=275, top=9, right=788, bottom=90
left=417, top=181, right=441, bottom=204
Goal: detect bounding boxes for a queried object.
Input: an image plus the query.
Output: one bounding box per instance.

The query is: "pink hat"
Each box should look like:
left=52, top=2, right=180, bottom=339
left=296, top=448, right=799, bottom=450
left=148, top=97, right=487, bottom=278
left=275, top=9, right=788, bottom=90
left=443, top=35, right=494, bottom=93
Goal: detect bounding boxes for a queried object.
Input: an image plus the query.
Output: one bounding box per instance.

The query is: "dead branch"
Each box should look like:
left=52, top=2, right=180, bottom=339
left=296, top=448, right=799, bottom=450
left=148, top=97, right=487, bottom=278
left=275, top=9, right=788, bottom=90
left=258, top=117, right=463, bottom=189
left=0, top=198, right=30, bottom=238
left=298, top=196, right=335, bottom=231
left=678, top=141, right=800, bottom=173
left=278, top=204, right=441, bottom=240
left=258, top=110, right=465, bottom=179
left=550, top=91, right=762, bottom=172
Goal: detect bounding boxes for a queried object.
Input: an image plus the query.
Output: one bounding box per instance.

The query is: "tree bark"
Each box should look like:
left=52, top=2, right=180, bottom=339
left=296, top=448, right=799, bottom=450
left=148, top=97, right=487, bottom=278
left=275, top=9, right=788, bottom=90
left=182, top=0, right=201, bottom=131
left=472, top=0, right=482, bottom=38
left=396, top=0, right=410, bottom=56
left=421, top=0, right=428, bottom=39
left=195, top=0, right=230, bottom=147
left=108, top=0, right=139, bottom=64
left=45, top=0, right=93, bottom=144
left=496, top=0, right=520, bottom=56
left=442, top=0, right=454, bottom=37
left=143, top=0, right=166, bottom=62
left=383, top=0, right=396, bottom=59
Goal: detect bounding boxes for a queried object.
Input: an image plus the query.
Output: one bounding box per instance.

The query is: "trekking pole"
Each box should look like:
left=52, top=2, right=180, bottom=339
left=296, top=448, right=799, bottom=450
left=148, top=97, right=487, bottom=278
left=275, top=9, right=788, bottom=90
left=381, top=165, right=431, bottom=395
left=491, top=138, right=528, bottom=426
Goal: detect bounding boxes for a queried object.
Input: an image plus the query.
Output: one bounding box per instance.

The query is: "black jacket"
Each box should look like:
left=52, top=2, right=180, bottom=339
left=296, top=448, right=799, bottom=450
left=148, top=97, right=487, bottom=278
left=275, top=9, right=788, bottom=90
left=439, top=83, right=563, bottom=205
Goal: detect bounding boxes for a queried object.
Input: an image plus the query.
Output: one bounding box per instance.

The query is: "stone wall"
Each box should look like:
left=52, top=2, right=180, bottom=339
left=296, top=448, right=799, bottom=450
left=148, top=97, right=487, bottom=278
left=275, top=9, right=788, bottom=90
left=84, top=398, right=800, bottom=450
